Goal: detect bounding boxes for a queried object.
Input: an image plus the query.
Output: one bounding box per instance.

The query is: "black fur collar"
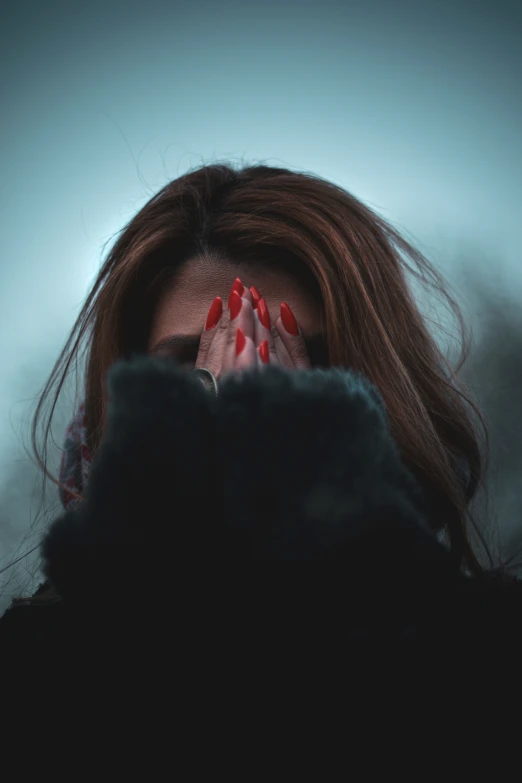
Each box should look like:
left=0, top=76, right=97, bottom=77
left=39, top=356, right=475, bottom=628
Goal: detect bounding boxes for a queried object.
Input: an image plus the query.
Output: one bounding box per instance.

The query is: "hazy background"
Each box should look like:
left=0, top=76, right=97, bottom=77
left=1, top=0, right=521, bottom=611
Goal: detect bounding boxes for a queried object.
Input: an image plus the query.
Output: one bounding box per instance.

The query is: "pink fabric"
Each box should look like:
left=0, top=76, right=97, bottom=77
left=58, top=401, right=92, bottom=510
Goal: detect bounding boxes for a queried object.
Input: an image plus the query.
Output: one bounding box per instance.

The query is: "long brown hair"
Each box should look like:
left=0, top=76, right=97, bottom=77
left=29, top=162, right=494, bottom=579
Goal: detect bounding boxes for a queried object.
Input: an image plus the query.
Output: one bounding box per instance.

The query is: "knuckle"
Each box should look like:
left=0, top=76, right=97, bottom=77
left=227, top=326, right=239, bottom=345
left=198, top=332, right=213, bottom=350
left=217, top=315, right=229, bottom=333
left=290, top=340, right=310, bottom=361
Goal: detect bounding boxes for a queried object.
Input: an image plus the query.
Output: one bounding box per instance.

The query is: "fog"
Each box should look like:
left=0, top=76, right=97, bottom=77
left=1, top=0, right=520, bottom=611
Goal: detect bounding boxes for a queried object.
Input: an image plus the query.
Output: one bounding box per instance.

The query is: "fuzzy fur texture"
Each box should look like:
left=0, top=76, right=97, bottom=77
left=3, top=355, right=522, bottom=655
left=39, top=357, right=466, bottom=629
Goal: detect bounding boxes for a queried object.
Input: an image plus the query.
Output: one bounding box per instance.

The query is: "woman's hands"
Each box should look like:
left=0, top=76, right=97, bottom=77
left=195, top=277, right=311, bottom=380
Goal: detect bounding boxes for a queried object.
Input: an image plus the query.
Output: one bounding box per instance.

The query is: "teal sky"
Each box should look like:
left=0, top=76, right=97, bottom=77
left=0, top=0, right=520, bottom=604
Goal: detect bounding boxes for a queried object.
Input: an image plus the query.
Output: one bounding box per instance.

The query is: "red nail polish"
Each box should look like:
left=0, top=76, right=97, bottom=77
left=236, top=327, right=246, bottom=357
left=229, top=290, right=242, bottom=321
left=257, top=297, right=271, bottom=330
left=259, top=340, right=269, bottom=364
left=228, top=277, right=244, bottom=308
left=280, top=302, right=299, bottom=336
left=204, top=296, right=223, bottom=330
left=250, top=286, right=261, bottom=309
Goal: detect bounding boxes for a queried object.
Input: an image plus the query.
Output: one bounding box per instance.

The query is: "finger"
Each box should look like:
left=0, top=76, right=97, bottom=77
left=275, top=302, right=311, bottom=370
left=274, top=332, right=294, bottom=369
left=249, top=285, right=261, bottom=310
left=241, top=286, right=253, bottom=307
left=207, top=276, right=250, bottom=376
left=253, top=297, right=279, bottom=367
left=226, top=277, right=251, bottom=308
left=234, top=329, right=257, bottom=372
left=223, top=292, right=256, bottom=373
left=195, top=296, right=225, bottom=370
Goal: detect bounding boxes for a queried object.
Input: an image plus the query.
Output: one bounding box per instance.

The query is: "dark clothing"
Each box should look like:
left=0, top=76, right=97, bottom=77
left=2, top=357, right=521, bottom=672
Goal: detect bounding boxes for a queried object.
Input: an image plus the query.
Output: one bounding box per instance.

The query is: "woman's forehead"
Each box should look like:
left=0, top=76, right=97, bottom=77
left=147, top=257, right=323, bottom=349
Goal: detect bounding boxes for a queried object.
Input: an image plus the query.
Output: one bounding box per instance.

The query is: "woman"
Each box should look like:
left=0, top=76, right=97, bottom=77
left=1, top=162, right=520, bottom=663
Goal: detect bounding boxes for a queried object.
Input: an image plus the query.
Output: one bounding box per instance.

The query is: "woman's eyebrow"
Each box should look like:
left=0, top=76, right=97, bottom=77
left=150, top=332, right=326, bottom=355
left=150, top=334, right=200, bottom=354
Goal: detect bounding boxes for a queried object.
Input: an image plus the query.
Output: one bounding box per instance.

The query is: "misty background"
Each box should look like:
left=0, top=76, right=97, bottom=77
left=0, top=0, right=521, bottom=612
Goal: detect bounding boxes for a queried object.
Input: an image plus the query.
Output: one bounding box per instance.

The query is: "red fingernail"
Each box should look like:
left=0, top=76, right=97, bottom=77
left=236, top=327, right=246, bottom=357
left=280, top=302, right=299, bottom=336
left=228, top=277, right=244, bottom=308
left=250, top=286, right=261, bottom=309
left=229, top=290, right=242, bottom=321
left=257, top=297, right=271, bottom=330
left=204, top=296, right=223, bottom=330
left=259, top=340, right=269, bottom=365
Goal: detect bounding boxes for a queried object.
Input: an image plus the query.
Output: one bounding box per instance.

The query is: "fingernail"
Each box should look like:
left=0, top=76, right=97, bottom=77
left=259, top=340, right=269, bottom=365
left=257, top=297, right=271, bottom=330
left=250, top=286, right=261, bottom=309
left=280, top=302, right=299, bottom=336
left=204, top=296, right=223, bottom=330
left=227, top=277, right=244, bottom=308
left=229, top=290, right=242, bottom=321
left=236, top=327, right=246, bottom=357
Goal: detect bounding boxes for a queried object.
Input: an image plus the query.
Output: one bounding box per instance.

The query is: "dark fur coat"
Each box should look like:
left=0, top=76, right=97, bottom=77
left=2, top=356, right=522, bottom=673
